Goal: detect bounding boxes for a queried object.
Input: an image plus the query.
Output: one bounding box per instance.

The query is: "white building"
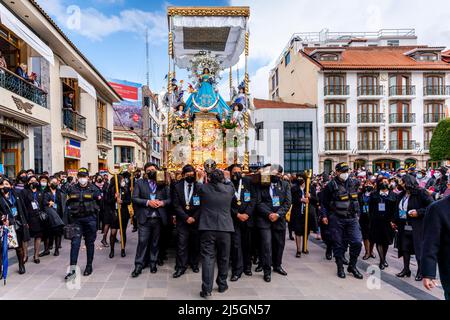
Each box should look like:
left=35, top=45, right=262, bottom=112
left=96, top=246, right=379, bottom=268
left=269, top=29, right=450, bottom=173
left=0, top=0, right=121, bottom=177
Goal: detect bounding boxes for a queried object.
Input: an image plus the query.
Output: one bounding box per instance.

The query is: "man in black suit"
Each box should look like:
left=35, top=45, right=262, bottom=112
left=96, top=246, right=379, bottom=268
left=422, top=195, right=450, bottom=300
left=256, top=164, right=292, bottom=282
left=198, top=169, right=236, bottom=298
left=172, top=164, right=201, bottom=278
left=229, top=164, right=256, bottom=282
left=131, top=163, right=171, bottom=277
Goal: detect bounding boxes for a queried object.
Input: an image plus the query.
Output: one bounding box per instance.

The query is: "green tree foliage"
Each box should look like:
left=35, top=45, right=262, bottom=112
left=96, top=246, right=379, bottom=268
left=430, top=118, right=450, bottom=161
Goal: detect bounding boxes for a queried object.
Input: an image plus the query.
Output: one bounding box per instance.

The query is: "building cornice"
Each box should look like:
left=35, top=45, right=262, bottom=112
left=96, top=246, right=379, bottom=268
left=167, top=6, right=250, bottom=17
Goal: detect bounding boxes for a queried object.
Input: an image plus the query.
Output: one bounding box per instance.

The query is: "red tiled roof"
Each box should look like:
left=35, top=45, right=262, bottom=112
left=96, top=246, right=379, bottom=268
left=304, top=46, right=450, bottom=70
left=254, top=99, right=314, bottom=109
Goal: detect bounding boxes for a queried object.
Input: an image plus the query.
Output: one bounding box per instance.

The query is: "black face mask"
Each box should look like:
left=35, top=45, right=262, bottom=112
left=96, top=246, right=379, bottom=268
left=366, top=186, right=374, bottom=192
left=270, top=175, right=280, bottom=184
left=185, top=176, right=196, bottom=184
left=147, top=171, right=157, bottom=180
left=380, top=184, right=389, bottom=190
left=30, top=182, right=39, bottom=190
left=20, top=176, right=28, bottom=183
left=232, top=173, right=242, bottom=182
left=2, top=187, right=11, bottom=194
left=50, top=183, right=58, bottom=190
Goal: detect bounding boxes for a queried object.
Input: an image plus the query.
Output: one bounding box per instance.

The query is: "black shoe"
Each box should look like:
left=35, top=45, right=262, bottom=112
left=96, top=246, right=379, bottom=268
left=303, top=249, right=310, bottom=255
left=415, top=274, right=423, bottom=282
left=101, top=239, right=109, bottom=248
left=19, top=265, right=26, bottom=275
left=54, top=250, right=60, bottom=257
left=230, top=274, right=240, bottom=282
left=192, top=266, right=200, bottom=273
left=65, top=270, right=76, bottom=281
left=173, top=269, right=186, bottom=279
left=83, top=265, right=93, bottom=277
left=131, top=266, right=143, bottom=278
left=121, top=249, right=126, bottom=258
left=200, top=291, right=211, bottom=299
left=218, top=285, right=229, bottom=293
left=289, top=235, right=295, bottom=241
left=274, top=267, right=288, bottom=276
left=33, top=258, right=40, bottom=264
left=255, top=265, right=263, bottom=273
left=396, top=269, right=412, bottom=278
left=379, top=263, right=385, bottom=270
left=347, top=266, right=363, bottom=279
left=109, top=251, right=114, bottom=259
left=342, top=257, right=349, bottom=265
left=39, top=250, right=50, bottom=258
left=157, top=259, right=164, bottom=266
left=264, top=274, right=271, bottom=283
left=150, top=265, right=158, bottom=274
left=296, top=252, right=302, bottom=258
left=326, top=250, right=333, bottom=261
left=337, top=265, right=346, bottom=279
left=383, top=261, right=389, bottom=268
left=48, top=246, right=53, bottom=250
left=244, top=269, right=253, bottom=276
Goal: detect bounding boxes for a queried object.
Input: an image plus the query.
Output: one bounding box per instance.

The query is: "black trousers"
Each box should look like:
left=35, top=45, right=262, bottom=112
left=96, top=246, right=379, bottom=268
left=200, top=231, right=231, bottom=294
left=134, top=218, right=161, bottom=268
left=176, top=222, right=200, bottom=270
left=329, top=215, right=362, bottom=265
left=259, top=227, right=286, bottom=275
left=231, top=223, right=253, bottom=275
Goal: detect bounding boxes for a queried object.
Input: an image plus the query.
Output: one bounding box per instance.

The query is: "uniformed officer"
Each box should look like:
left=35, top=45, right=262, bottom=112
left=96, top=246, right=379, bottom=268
left=256, top=164, right=292, bottom=283
left=229, top=164, right=256, bottom=281
left=321, top=163, right=363, bottom=279
left=65, top=168, right=102, bottom=280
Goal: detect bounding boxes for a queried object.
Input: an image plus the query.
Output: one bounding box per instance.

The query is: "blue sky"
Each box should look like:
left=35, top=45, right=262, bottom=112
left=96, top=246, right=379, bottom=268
left=38, top=0, right=450, bottom=99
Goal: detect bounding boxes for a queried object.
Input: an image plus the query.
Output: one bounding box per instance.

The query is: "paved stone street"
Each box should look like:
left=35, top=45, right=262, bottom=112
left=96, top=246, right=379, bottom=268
left=0, top=228, right=445, bottom=300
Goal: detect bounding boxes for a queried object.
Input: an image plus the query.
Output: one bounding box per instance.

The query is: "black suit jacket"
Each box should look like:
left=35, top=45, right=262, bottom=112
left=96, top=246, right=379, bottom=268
left=256, top=180, right=292, bottom=230
left=132, top=179, right=171, bottom=226
left=197, top=183, right=235, bottom=233
left=231, top=177, right=256, bottom=227
left=422, top=195, right=450, bottom=285
left=172, top=180, right=201, bottom=225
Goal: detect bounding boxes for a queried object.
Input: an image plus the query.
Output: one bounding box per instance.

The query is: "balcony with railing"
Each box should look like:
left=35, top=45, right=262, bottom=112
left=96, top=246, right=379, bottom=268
left=357, top=113, right=384, bottom=124
left=357, top=85, right=384, bottom=97
left=423, top=85, right=450, bottom=97
left=62, top=108, right=87, bottom=139
left=388, top=85, right=416, bottom=97
left=424, top=113, right=446, bottom=124
left=0, top=67, right=48, bottom=108
left=324, top=85, right=350, bottom=97
left=97, top=126, right=112, bottom=147
left=358, top=140, right=385, bottom=151
left=389, top=113, right=416, bottom=124
left=325, top=140, right=350, bottom=151
left=424, top=141, right=431, bottom=150
left=390, top=140, right=416, bottom=151
left=324, top=113, right=350, bottom=124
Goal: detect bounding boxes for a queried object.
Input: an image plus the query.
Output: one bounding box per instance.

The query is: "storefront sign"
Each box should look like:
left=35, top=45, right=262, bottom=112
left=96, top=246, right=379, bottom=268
left=64, top=139, right=81, bottom=160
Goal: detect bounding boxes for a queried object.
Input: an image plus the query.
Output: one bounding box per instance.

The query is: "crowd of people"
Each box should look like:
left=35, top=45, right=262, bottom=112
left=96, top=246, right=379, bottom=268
left=0, top=162, right=448, bottom=300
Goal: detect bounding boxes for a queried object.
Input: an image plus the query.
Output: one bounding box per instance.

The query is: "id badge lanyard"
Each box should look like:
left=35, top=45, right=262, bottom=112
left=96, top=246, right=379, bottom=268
left=184, top=182, right=194, bottom=208
left=235, top=179, right=243, bottom=205
left=399, top=195, right=409, bottom=222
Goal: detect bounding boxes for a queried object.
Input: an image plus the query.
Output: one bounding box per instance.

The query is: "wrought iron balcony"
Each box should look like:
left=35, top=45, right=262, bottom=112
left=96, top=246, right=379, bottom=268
left=424, top=113, right=446, bottom=123
left=357, top=113, right=384, bottom=123
left=390, top=140, right=416, bottom=150
left=97, top=127, right=112, bottom=146
left=62, top=109, right=86, bottom=135
left=324, top=85, right=350, bottom=96
left=324, top=113, right=350, bottom=124
left=325, top=140, right=350, bottom=151
left=357, top=85, right=384, bottom=96
left=389, top=113, right=416, bottom=124
left=389, top=85, right=416, bottom=96
left=423, top=85, right=450, bottom=96
left=0, top=67, right=48, bottom=108
left=358, top=140, right=384, bottom=150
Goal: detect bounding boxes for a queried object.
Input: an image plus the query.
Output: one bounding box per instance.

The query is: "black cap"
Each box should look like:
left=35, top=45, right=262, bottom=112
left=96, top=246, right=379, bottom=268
left=77, top=168, right=89, bottom=177
left=335, top=162, right=350, bottom=172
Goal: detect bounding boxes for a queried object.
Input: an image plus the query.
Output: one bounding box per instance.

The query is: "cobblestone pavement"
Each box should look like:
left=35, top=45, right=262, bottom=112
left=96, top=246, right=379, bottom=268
left=0, top=228, right=444, bottom=300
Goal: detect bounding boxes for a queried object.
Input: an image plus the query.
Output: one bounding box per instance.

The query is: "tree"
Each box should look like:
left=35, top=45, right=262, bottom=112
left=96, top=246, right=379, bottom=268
left=430, top=118, right=450, bottom=161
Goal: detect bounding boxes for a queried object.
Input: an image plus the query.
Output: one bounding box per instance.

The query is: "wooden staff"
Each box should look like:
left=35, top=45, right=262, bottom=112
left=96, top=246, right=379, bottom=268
left=108, top=167, right=125, bottom=251
left=128, top=166, right=137, bottom=226
left=303, top=169, right=313, bottom=253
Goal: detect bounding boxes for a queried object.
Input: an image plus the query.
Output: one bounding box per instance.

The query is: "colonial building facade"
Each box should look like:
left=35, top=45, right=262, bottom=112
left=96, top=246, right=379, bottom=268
left=269, top=29, right=450, bottom=173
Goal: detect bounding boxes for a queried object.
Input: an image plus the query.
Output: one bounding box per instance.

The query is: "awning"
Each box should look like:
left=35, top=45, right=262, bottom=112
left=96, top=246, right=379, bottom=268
left=0, top=3, right=54, bottom=65
left=172, top=16, right=247, bottom=69
left=60, top=65, right=97, bottom=99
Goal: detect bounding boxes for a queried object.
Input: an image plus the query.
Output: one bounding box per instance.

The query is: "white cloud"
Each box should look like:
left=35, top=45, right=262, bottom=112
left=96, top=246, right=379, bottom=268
left=230, top=0, right=450, bottom=99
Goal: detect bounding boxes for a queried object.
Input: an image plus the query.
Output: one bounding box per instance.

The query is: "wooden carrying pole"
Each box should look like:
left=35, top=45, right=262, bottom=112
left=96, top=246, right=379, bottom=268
left=303, top=169, right=313, bottom=253
left=128, top=167, right=136, bottom=226
left=108, top=168, right=125, bottom=251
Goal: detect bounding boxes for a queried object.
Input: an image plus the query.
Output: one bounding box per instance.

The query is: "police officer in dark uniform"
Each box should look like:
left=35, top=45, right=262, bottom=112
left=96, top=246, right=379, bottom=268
left=321, top=163, right=363, bottom=279
left=229, top=164, right=256, bottom=281
left=65, top=168, right=102, bottom=280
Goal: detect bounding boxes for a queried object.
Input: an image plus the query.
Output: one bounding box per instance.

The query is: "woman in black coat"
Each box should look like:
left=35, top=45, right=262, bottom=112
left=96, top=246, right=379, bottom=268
left=21, top=176, right=45, bottom=264
left=368, top=177, right=396, bottom=270
left=358, top=180, right=375, bottom=260
left=0, top=178, right=30, bottom=275
left=394, top=174, right=434, bottom=281
left=107, top=175, right=131, bottom=259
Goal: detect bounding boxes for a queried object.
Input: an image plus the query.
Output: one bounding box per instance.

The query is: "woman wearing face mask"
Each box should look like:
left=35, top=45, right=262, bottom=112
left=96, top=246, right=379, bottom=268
left=40, top=177, right=64, bottom=257
left=0, top=178, right=30, bottom=274
left=359, top=181, right=376, bottom=260
left=22, top=176, right=45, bottom=264
left=92, top=175, right=109, bottom=247
left=369, top=178, right=397, bottom=270
left=290, top=176, right=312, bottom=257
left=107, top=175, right=131, bottom=258
left=394, top=174, right=434, bottom=281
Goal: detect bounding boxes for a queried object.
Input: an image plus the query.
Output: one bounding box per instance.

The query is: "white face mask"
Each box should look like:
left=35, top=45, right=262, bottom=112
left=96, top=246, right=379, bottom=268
left=120, top=182, right=126, bottom=188
left=434, top=173, right=442, bottom=179
left=417, top=174, right=423, bottom=179
left=339, top=173, right=349, bottom=181
left=79, top=178, right=88, bottom=186
left=40, top=182, right=47, bottom=188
